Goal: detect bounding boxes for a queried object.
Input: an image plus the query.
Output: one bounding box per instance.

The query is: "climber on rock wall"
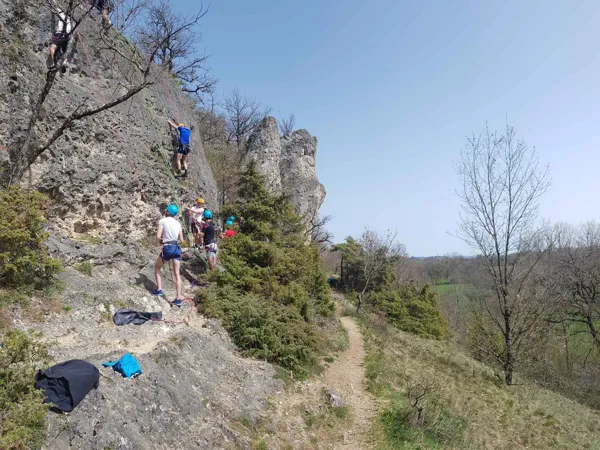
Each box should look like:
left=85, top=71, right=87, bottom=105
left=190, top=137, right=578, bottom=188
left=167, top=120, right=191, bottom=178
left=47, top=0, right=74, bottom=72
left=153, top=204, right=184, bottom=306
left=184, top=198, right=205, bottom=247
left=90, top=0, right=111, bottom=28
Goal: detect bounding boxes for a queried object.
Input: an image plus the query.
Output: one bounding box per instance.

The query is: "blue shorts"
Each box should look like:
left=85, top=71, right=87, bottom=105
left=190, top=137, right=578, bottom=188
left=160, top=244, right=181, bottom=262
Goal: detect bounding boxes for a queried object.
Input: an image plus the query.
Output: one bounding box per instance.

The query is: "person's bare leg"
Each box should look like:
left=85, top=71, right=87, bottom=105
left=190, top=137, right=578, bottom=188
left=48, top=44, right=57, bottom=67
left=172, top=259, right=182, bottom=299
left=154, top=257, right=164, bottom=291
left=176, top=154, right=182, bottom=173
left=208, top=253, right=216, bottom=271
left=102, top=7, right=110, bottom=26
left=182, top=155, right=188, bottom=172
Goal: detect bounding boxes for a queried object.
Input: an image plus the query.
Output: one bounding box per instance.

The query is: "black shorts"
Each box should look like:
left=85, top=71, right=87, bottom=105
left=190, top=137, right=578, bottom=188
left=92, top=0, right=112, bottom=11
left=191, top=222, right=198, bottom=233
left=178, top=144, right=190, bottom=156
left=51, top=32, right=69, bottom=51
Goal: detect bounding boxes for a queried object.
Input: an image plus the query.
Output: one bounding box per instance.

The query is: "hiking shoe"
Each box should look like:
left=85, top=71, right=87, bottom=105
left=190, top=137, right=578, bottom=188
left=183, top=170, right=188, bottom=178
left=152, top=289, right=163, bottom=296
left=47, top=63, right=57, bottom=72
left=170, top=299, right=182, bottom=307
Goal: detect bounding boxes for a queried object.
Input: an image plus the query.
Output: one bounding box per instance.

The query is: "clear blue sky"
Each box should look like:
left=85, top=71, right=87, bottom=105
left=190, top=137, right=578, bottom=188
left=179, top=0, right=600, bottom=256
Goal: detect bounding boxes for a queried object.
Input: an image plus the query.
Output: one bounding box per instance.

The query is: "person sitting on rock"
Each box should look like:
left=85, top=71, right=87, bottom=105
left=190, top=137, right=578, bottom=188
left=153, top=204, right=184, bottom=306
left=167, top=120, right=191, bottom=178
left=184, top=198, right=205, bottom=246
left=47, top=2, right=74, bottom=72
left=199, top=209, right=217, bottom=271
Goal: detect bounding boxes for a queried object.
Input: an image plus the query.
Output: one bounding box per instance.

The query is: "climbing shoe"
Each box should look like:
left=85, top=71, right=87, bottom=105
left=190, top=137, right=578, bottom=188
left=170, top=299, right=182, bottom=307
left=152, top=289, right=163, bottom=296
left=183, top=170, right=188, bottom=178
left=47, top=63, right=57, bottom=72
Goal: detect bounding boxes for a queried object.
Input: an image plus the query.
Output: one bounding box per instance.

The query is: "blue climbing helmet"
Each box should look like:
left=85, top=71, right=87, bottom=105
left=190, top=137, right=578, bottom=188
left=225, top=220, right=234, bottom=226
left=228, top=216, right=235, bottom=221
left=166, top=204, right=179, bottom=217
left=203, top=209, right=213, bottom=219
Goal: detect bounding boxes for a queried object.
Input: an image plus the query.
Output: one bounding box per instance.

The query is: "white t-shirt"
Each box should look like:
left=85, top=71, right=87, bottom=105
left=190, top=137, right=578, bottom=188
left=159, top=217, right=182, bottom=244
left=55, top=11, right=73, bottom=34
left=195, top=207, right=205, bottom=223
left=188, top=206, right=204, bottom=223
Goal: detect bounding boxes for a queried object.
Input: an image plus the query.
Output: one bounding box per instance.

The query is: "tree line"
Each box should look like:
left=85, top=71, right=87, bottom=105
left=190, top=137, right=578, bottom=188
left=324, top=122, right=600, bottom=411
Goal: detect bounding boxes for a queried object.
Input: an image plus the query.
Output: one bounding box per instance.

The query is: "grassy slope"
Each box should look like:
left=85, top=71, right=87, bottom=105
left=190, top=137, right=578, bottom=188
left=359, top=313, right=600, bottom=450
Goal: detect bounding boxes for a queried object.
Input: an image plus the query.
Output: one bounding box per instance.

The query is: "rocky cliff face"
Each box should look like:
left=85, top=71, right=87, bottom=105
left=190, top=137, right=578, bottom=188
left=0, top=2, right=217, bottom=244
left=246, top=117, right=326, bottom=221
left=1, top=1, right=328, bottom=448
left=0, top=2, right=280, bottom=449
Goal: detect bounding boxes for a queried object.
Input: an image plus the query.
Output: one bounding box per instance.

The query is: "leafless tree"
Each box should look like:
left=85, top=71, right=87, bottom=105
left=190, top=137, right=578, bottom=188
left=223, top=88, right=271, bottom=149
left=356, top=229, right=402, bottom=313
left=549, top=222, right=600, bottom=353
left=455, top=123, right=551, bottom=385
left=139, top=0, right=216, bottom=103
left=305, top=214, right=333, bottom=247
left=205, top=141, right=243, bottom=206
left=278, top=113, right=296, bottom=135
left=196, top=93, right=226, bottom=144
left=1, top=0, right=203, bottom=186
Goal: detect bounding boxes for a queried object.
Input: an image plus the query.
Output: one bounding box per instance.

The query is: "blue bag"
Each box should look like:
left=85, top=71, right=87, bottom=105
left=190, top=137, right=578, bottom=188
left=102, top=353, right=142, bottom=378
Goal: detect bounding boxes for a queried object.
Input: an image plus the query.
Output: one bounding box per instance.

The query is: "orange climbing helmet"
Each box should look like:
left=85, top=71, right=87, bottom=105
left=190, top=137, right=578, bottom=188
left=196, top=198, right=205, bottom=204
left=178, top=123, right=184, bottom=127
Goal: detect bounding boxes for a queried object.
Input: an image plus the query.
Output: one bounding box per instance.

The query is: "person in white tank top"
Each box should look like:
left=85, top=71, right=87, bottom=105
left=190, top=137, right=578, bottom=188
left=153, top=204, right=184, bottom=306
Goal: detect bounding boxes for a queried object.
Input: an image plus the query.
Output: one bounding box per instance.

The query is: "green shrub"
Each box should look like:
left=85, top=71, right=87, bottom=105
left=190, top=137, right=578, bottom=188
left=0, top=186, right=61, bottom=287
left=198, top=165, right=334, bottom=374
left=369, top=285, right=450, bottom=339
left=74, top=261, right=93, bottom=276
left=199, top=286, right=318, bottom=373
left=0, top=329, right=51, bottom=449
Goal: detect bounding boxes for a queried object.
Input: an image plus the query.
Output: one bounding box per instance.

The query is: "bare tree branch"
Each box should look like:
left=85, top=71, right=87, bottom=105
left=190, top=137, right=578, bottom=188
left=455, top=123, right=551, bottom=385
left=278, top=113, right=296, bottom=135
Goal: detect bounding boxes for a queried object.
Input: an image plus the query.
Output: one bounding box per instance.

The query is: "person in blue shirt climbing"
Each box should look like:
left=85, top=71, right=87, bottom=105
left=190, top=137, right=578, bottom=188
left=167, top=119, right=191, bottom=178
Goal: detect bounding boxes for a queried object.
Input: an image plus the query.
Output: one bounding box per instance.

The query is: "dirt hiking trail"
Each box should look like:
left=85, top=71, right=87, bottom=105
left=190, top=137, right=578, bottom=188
left=268, top=306, right=378, bottom=449
left=327, top=316, right=377, bottom=448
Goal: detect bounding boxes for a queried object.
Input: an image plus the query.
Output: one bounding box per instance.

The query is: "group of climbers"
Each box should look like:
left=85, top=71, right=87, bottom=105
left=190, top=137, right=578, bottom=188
left=46, top=0, right=111, bottom=71
left=153, top=201, right=237, bottom=306
left=45, top=1, right=228, bottom=307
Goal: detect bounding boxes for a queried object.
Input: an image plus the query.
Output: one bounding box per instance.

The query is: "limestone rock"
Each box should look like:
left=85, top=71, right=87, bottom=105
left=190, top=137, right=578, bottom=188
left=246, top=117, right=326, bottom=221
left=324, top=387, right=346, bottom=408
left=0, top=5, right=218, bottom=243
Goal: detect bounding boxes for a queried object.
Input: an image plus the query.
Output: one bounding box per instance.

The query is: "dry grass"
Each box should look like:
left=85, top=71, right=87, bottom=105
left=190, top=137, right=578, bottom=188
left=360, top=313, right=600, bottom=450
left=22, top=297, right=63, bottom=322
